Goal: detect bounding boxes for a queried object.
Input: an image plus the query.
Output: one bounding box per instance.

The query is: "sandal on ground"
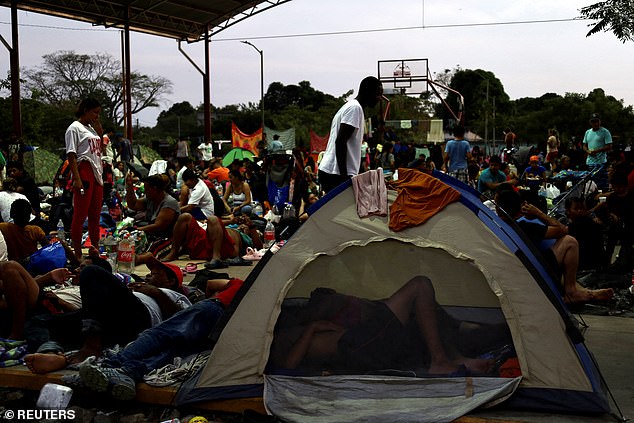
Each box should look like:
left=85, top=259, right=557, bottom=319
left=204, top=258, right=228, bottom=270
left=224, top=257, right=252, bottom=266
left=242, top=247, right=264, bottom=261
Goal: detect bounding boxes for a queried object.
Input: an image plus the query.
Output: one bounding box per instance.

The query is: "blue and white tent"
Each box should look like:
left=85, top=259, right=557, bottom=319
left=177, top=170, right=609, bottom=422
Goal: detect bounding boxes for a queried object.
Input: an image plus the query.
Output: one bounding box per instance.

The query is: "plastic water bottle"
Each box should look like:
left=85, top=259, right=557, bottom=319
left=253, top=202, right=263, bottom=218
left=117, top=234, right=135, bottom=274
left=264, top=220, right=276, bottom=248
left=104, top=235, right=118, bottom=272
left=56, top=219, right=65, bottom=243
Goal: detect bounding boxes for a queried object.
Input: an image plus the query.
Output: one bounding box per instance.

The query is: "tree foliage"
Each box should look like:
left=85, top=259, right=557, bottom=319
left=22, top=50, right=172, bottom=127
left=579, top=0, right=634, bottom=42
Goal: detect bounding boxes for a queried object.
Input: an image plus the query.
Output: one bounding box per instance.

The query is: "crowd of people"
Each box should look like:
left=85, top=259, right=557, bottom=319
left=0, top=83, right=632, bottom=405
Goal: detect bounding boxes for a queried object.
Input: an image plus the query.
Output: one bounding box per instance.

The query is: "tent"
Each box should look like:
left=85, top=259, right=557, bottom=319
left=176, top=170, right=610, bottom=422
left=22, top=147, right=63, bottom=185
left=136, top=145, right=163, bottom=165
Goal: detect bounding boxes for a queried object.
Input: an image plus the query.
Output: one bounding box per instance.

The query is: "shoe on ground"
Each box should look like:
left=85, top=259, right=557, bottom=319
left=79, top=363, right=136, bottom=400
left=204, top=258, right=228, bottom=270
left=224, top=256, right=252, bottom=266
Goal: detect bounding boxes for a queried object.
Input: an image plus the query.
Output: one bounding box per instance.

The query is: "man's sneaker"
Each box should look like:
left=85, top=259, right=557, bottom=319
left=79, top=363, right=136, bottom=400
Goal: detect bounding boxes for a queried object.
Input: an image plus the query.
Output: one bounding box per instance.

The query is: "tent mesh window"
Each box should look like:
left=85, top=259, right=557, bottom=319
left=267, top=240, right=517, bottom=377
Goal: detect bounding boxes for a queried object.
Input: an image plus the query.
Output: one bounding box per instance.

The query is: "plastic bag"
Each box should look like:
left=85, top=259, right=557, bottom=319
left=25, top=242, right=67, bottom=275
left=539, top=183, right=560, bottom=199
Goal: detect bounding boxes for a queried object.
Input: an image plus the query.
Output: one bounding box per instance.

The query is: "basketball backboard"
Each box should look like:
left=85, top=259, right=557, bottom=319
left=378, top=59, right=429, bottom=96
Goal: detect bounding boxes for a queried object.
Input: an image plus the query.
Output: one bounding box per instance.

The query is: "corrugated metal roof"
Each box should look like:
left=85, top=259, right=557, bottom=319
left=0, top=0, right=291, bottom=41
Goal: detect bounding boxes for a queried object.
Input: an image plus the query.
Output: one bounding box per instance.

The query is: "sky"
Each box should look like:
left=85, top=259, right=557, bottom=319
left=1, top=0, right=633, bottom=129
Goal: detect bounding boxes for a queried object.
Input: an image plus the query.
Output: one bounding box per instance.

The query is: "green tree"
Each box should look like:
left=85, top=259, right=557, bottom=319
left=579, top=0, right=634, bottom=42
left=442, top=68, right=510, bottom=135
left=23, top=50, right=172, bottom=126
left=154, top=101, right=199, bottom=139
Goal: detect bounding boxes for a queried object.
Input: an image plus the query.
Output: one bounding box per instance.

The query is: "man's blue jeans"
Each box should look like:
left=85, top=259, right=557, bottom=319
left=103, top=299, right=224, bottom=381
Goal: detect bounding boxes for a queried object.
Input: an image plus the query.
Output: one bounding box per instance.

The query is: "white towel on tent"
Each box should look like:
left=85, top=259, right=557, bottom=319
left=149, top=160, right=168, bottom=176
left=352, top=169, right=388, bottom=218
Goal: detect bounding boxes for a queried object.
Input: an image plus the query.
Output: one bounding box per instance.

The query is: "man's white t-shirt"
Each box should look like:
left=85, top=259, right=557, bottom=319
left=188, top=179, right=215, bottom=219
left=65, top=121, right=104, bottom=185
left=0, top=191, right=32, bottom=223
left=133, top=288, right=191, bottom=327
left=197, top=143, right=214, bottom=161
left=319, top=99, right=364, bottom=177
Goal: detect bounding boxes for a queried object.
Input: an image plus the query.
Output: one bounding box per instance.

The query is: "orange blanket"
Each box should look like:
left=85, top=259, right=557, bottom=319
left=389, top=169, right=461, bottom=232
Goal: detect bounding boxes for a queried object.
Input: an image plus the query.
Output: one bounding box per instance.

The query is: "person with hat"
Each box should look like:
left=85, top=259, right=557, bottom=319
left=521, top=155, right=547, bottom=188
left=75, top=277, right=244, bottom=400
left=583, top=113, right=612, bottom=190
left=23, top=256, right=191, bottom=371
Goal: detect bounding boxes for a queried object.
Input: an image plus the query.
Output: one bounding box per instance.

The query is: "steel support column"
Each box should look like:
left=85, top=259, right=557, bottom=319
left=10, top=0, right=21, bottom=138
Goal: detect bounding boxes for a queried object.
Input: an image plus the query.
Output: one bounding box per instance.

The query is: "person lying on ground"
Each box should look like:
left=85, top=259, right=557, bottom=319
left=23, top=256, right=190, bottom=369
left=277, top=276, right=496, bottom=376
left=125, top=172, right=179, bottom=241
left=495, top=189, right=613, bottom=304
left=0, top=199, right=47, bottom=262
left=0, top=261, right=72, bottom=341
left=25, top=278, right=243, bottom=402
left=151, top=212, right=245, bottom=269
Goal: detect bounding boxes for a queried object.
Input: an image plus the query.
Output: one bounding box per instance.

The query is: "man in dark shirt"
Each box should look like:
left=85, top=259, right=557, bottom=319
left=495, top=190, right=613, bottom=305
left=7, top=161, right=40, bottom=215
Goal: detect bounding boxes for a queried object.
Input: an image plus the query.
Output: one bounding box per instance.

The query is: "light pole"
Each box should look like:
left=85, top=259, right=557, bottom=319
left=474, top=71, right=489, bottom=155
left=241, top=41, right=264, bottom=133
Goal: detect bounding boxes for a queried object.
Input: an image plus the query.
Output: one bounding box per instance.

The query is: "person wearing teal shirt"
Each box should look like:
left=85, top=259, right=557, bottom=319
left=583, top=113, right=612, bottom=189
left=477, top=155, right=511, bottom=198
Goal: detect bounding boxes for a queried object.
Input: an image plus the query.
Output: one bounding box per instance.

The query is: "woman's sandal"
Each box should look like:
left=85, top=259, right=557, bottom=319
left=242, top=247, right=264, bottom=261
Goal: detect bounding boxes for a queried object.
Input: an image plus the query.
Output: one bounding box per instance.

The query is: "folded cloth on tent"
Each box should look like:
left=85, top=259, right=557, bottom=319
left=352, top=169, right=388, bottom=218
left=388, top=168, right=461, bottom=232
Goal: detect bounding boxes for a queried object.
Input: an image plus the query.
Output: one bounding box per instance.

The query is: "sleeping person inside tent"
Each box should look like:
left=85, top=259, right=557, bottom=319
left=268, top=275, right=514, bottom=377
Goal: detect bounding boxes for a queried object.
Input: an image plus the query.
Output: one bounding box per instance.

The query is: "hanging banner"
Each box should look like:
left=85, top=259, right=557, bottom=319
left=232, top=122, right=262, bottom=154
left=309, top=129, right=329, bottom=153
left=264, top=127, right=296, bottom=151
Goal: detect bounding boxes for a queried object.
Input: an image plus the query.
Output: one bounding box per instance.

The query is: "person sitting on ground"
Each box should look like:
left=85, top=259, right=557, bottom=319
left=0, top=199, right=47, bottom=262
left=564, top=196, right=606, bottom=270
left=495, top=189, right=613, bottom=304
left=478, top=156, right=514, bottom=199
left=223, top=169, right=253, bottom=216
left=276, top=276, right=496, bottom=376
left=0, top=177, right=33, bottom=223
left=157, top=210, right=244, bottom=269
left=206, top=158, right=230, bottom=185
left=125, top=173, right=179, bottom=242
left=25, top=277, right=243, bottom=400
left=6, top=161, right=40, bottom=218
left=592, top=171, right=634, bottom=270
left=179, top=169, right=215, bottom=221
left=175, top=157, right=195, bottom=195
left=521, top=155, right=547, bottom=188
